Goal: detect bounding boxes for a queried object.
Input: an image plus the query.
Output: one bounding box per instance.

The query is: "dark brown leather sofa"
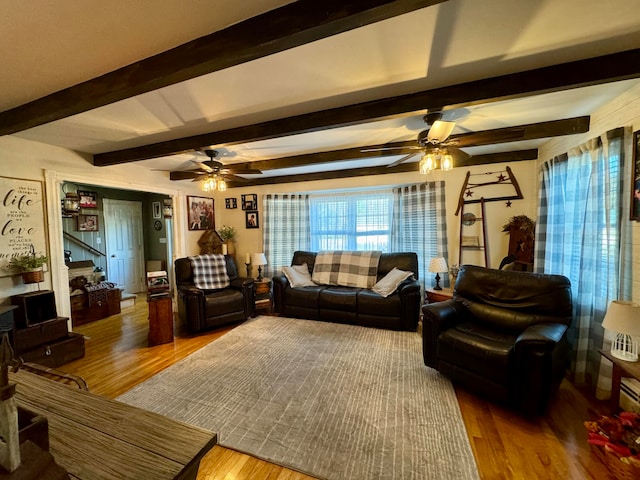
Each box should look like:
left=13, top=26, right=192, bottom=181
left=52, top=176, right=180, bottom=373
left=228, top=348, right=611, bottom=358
left=175, top=255, right=254, bottom=333
left=273, top=251, right=421, bottom=331
left=422, top=264, right=572, bottom=415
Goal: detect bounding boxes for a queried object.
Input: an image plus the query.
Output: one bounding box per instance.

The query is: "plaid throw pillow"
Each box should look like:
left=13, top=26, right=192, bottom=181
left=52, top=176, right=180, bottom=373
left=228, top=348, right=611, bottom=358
left=188, top=254, right=230, bottom=290
left=312, top=251, right=382, bottom=288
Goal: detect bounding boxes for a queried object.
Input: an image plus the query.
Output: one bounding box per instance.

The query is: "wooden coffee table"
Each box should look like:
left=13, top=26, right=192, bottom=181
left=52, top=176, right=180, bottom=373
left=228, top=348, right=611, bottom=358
left=599, top=349, right=640, bottom=414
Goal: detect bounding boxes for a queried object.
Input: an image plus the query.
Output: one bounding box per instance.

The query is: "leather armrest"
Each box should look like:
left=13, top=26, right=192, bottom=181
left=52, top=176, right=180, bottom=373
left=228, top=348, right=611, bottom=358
left=229, top=277, right=253, bottom=290
left=176, top=285, right=204, bottom=297
left=421, top=299, right=465, bottom=368
left=398, top=279, right=420, bottom=295
left=272, top=275, right=289, bottom=314
left=515, top=323, right=568, bottom=352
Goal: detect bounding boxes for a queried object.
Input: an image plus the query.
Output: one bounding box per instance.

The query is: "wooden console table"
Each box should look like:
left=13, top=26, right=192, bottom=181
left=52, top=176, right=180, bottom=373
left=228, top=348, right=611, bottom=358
left=10, top=370, right=217, bottom=479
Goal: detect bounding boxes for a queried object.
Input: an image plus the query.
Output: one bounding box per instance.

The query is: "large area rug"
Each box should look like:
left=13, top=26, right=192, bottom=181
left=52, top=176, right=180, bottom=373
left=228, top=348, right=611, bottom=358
left=117, top=316, right=479, bottom=480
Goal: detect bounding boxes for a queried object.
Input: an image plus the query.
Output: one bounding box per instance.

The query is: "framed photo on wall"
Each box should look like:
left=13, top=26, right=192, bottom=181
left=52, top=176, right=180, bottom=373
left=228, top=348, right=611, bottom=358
left=245, top=211, right=259, bottom=228
left=225, top=197, right=237, bottom=209
left=152, top=201, right=161, bottom=219
left=631, top=130, right=640, bottom=221
left=187, top=195, right=215, bottom=230
left=241, top=194, right=257, bottom=211
left=78, top=214, right=99, bottom=231
left=78, top=190, right=97, bottom=208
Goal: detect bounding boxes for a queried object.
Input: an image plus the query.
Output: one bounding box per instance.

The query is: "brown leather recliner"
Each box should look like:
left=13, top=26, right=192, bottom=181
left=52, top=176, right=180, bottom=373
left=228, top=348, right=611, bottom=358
left=175, top=255, right=254, bottom=333
left=422, top=265, right=572, bottom=415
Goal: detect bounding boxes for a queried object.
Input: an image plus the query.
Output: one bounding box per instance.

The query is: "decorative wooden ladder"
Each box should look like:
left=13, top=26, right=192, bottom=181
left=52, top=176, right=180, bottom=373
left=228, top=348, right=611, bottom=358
left=455, top=166, right=524, bottom=268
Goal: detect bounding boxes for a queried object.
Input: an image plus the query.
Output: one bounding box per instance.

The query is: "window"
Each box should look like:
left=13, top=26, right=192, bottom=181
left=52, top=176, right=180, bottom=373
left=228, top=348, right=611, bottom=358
left=309, top=191, right=393, bottom=252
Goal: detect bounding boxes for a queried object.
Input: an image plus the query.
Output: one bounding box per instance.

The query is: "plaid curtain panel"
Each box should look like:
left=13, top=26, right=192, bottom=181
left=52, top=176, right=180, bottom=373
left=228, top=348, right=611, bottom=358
left=263, top=194, right=310, bottom=278
left=188, top=254, right=230, bottom=290
left=535, top=128, right=626, bottom=395
left=392, top=181, right=449, bottom=290
left=312, top=250, right=382, bottom=288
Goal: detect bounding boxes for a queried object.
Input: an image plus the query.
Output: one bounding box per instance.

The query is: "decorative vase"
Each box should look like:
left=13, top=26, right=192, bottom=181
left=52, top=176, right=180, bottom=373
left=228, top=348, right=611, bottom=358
left=21, top=269, right=44, bottom=284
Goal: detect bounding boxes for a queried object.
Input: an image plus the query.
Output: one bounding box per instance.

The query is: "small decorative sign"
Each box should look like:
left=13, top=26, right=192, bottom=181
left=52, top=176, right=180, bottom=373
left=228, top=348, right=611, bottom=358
left=78, top=190, right=97, bottom=208
left=0, top=176, right=48, bottom=277
left=241, top=194, right=257, bottom=211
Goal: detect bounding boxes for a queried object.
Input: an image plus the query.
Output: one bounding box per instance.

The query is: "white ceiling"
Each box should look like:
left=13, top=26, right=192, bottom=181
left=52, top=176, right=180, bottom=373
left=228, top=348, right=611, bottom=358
left=3, top=0, right=640, bottom=183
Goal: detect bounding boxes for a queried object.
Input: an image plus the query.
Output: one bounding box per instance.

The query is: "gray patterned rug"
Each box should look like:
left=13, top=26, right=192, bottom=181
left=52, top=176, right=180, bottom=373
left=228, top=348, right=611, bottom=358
left=117, top=316, right=479, bottom=480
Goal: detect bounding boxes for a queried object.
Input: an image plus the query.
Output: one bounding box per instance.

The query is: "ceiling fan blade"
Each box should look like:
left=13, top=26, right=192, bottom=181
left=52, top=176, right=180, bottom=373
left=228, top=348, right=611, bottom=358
left=426, top=120, right=456, bottom=144
left=224, top=173, right=250, bottom=183
left=362, top=146, right=420, bottom=153
left=387, top=152, right=420, bottom=168
left=170, top=171, right=204, bottom=181
left=448, top=146, right=471, bottom=163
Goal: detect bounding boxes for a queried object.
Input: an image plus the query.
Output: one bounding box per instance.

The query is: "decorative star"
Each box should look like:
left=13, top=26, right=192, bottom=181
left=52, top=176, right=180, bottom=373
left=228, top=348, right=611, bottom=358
left=497, top=174, right=506, bottom=182
left=465, top=189, right=473, bottom=197
left=506, top=201, right=512, bottom=207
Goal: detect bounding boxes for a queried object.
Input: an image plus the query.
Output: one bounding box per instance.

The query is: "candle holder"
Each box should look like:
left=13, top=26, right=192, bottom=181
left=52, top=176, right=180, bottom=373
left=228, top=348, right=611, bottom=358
left=245, top=263, right=251, bottom=278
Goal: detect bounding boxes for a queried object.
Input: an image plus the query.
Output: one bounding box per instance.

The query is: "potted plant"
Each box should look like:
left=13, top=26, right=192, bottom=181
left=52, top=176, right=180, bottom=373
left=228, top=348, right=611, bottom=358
left=6, top=252, right=49, bottom=284
left=217, top=225, right=237, bottom=255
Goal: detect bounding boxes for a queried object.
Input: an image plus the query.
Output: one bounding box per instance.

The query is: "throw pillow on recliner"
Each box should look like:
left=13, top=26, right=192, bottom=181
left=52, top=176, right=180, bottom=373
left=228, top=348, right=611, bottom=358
left=372, top=267, right=413, bottom=297
left=283, top=263, right=316, bottom=287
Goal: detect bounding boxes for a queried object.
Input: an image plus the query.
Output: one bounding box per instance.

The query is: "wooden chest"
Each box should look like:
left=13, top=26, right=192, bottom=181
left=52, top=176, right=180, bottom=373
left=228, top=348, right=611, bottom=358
left=13, top=317, right=69, bottom=354
left=71, top=288, right=122, bottom=326
left=19, top=332, right=85, bottom=368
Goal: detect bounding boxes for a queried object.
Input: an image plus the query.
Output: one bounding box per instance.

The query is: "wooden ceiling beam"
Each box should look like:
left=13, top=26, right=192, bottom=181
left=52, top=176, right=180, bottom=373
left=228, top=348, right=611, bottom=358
left=175, top=117, right=583, bottom=175
left=224, top=149, right=538, bottom=187
left=0, top=0, right=447, bottom=135
left=93, top=49, right=640, bottom=166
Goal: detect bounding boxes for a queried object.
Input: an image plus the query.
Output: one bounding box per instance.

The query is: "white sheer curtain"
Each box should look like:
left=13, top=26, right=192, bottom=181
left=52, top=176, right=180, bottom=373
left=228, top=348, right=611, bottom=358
left=535, top=128, right=626, bottom=394
left=392, top=181, right=449, bottom=289
left=263, top=194, right=310, bottom=278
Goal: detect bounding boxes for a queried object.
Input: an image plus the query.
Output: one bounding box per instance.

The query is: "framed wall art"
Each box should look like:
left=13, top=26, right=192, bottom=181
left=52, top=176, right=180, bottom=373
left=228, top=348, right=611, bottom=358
left=631, top=130, right=640, bottom=221
left=78, top=214, right=99, bottom=232
left=78, top=190, right=97, bottom=208
left=225, top=197, right=237, bottom=209
left=0, top=176, right=48, bottom=277
left=187, top=195, right=215, bottom=231
left=245, top=211, right=259, bottom=229
left=241, top=194, right=257, bottom=211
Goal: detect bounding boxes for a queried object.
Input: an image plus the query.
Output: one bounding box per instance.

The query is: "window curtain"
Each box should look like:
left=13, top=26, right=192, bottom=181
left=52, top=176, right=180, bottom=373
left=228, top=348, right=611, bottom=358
left=392, top=181, right=449, bottom=289
left=263, top=194, right=310, bottom=277
left=535, top=128, right=625, bottom=393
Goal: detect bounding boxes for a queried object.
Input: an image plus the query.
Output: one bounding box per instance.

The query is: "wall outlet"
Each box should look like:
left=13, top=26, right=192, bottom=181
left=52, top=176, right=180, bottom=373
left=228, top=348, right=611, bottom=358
left=96, top=237, right=101, bottom=244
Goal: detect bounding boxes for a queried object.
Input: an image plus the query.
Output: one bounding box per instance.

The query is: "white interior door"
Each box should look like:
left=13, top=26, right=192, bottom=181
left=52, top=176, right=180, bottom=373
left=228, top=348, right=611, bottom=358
left=103, top=199, right=145, bottom=293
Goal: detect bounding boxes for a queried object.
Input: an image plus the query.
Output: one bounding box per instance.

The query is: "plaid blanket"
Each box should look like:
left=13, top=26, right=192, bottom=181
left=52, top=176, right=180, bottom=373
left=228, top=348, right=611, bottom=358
left=188, top=254, right=230, bottom=290
left=311, top=251, right=382, bottom=288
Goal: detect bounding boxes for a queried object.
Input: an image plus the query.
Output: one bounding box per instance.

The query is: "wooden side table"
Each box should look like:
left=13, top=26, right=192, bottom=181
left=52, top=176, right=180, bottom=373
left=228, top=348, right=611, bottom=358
left=148, top=295, right=174, bottom=346
left=425, top=287, right=453, bottom=304
left=599, top=349, right=640, bottom=414
left=254, top=279, right=273, bottom=315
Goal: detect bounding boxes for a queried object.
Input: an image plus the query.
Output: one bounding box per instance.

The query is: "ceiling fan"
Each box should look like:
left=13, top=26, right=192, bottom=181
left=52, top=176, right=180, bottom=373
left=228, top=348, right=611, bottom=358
left=362, top=111, right=471, bottom=172
left=169, top=149, right=262, bottom=190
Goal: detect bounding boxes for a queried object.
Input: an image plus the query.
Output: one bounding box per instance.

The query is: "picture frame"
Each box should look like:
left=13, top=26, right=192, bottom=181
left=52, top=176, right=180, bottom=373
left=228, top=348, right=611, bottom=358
left=631, top=130, right=640, bottom=221
left=241, top=194, right=257, bottom=211
left=78, top=214, right=99, bottom=232
left=78, top=190, right=97, bottom=208
left=225, top=197, right=237, bottom=209
left=187, top=195, right=215, bottom=231
left=152, top=201, right=161, bottom=219
left=245, top=211, right=259, bottom=229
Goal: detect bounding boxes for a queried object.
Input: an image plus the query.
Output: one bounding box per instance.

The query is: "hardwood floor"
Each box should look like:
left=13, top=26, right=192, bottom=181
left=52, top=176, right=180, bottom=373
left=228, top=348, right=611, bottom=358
left=58, top=299, right=613, bottom=479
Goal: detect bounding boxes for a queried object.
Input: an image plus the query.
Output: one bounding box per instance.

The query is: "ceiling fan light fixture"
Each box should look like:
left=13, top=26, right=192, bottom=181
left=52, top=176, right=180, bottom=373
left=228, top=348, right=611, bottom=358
left=441, top=151, right=454, bottom=171
left=217, top=178, right=227, bottom=192
left=201, top=176, right=217, bottom=192
left=419, top=152, right=436, bottom=174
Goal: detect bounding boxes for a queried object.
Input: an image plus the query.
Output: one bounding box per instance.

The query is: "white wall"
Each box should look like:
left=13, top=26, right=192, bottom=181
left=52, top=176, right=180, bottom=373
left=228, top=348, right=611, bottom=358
left=538, top=82, right=640, bottom=304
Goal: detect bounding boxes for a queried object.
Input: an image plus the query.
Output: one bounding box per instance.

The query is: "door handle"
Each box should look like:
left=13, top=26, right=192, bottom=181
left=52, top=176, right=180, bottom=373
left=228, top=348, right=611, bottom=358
left=111, top=254, right=116, bottom=258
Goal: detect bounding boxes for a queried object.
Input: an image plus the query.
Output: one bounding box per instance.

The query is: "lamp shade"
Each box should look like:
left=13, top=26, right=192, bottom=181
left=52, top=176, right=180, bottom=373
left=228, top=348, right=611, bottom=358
left=428, top=257, right=448, bottom=273
left=252, top=253, right=267, bottom=266
left=602, top=301, right=640, bottom=336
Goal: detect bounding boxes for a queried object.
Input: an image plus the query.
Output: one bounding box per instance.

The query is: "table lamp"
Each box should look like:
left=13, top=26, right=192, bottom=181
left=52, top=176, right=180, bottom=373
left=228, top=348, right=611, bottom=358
left=428, top=257, right=448, bottom=291
left=602, top=300, right=640, bottom=362
left=252, top=253, right=267, bottom=281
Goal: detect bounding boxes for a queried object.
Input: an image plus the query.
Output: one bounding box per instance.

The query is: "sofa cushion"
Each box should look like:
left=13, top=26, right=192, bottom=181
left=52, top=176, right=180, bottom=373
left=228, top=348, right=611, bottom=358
left=188, top=254, right=230, bottom=290
left=284, top=285, right=326, bottom=308
left=372, top=267, right=413, bottom=297
left=282, top=263, right=316, bottom=287
left=204, top=289, right=244, bottom=317
left=318, top=287, right=359, bottom=312
left=357, top=289, right=402, bottom=316
left=312, top=251, right=381, bottom=288
left=438, top=321, right=516, bottom=384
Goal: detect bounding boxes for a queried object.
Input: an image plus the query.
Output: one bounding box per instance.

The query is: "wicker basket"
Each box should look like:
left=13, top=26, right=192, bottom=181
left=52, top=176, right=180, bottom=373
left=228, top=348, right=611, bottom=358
left=591, top=445, right=640, bottom=480
left=21, top=269, right=44, bottom=284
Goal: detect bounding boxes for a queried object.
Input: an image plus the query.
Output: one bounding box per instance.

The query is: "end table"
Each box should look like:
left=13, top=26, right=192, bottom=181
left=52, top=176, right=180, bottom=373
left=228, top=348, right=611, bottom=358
left=425, top=287, right=453, bottom=304
left=254, top=279, right=273, bottom=315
